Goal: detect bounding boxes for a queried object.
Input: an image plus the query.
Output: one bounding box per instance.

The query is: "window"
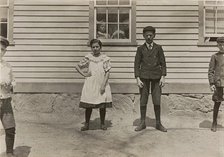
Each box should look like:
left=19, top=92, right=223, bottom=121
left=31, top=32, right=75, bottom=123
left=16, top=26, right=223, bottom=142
left=89, top=0, right=136, bottom=45
left=199, top=0, right=224, bottom=45
left=0, top=0, right=14, bottom=45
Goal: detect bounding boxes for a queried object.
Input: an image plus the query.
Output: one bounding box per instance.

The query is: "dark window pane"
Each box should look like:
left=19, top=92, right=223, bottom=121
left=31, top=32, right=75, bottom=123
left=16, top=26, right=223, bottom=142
left=108, top=0, right=118, bottom=5
left=119, top=24, right=129, bottom=39
left=96, top=8, right=106, bottom=22
left=108, top=8, right=118, bottom=22
left=119, top=8, right=129, bottom=23
left=109, top=24, right=118, bottom=39
left=1, top=19, right=7, bottom=38
left=119, top=0, right=130, bottom=5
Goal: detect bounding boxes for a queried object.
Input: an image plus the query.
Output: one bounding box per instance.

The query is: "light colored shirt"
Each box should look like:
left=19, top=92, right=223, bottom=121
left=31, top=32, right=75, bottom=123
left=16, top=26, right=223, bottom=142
left=145, top=42, right=154, bottom=50
left=0, top=60, right=15, bottom=99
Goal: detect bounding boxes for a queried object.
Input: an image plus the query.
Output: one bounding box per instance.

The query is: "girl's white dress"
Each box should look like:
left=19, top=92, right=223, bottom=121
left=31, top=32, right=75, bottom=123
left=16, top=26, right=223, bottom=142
left=78, top=53, right=112, bottom=108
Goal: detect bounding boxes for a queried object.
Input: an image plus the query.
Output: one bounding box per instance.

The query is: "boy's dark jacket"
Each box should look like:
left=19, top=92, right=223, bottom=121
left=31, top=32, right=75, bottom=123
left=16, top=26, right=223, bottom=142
left=134, top=42, right=167, bottom=79
left=208, top=51, right=224, bottom=87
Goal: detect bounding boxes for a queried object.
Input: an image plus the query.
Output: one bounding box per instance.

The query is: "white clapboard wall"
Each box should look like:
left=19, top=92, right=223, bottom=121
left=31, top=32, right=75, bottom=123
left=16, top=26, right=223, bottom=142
left=5, top=0, right=218, bottom=93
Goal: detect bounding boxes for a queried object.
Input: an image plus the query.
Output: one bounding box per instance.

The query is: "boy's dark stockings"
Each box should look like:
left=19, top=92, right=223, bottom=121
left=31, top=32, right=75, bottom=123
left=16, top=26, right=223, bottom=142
left=154, top=105, right=167, bottom=132
left=135, top=106, right=146, bottom=131
left=81, top=108, right=92, bottom=131
left=5, top=127, right=15, bottom=154
left=211, top=102, right=221, bottom=132
left=100, top=108, right=107, bottom=130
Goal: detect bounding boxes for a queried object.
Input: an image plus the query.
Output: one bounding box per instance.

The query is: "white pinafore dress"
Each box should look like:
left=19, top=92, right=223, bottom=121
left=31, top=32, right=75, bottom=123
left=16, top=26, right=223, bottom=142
left=78, top=53, right=112, bottom=108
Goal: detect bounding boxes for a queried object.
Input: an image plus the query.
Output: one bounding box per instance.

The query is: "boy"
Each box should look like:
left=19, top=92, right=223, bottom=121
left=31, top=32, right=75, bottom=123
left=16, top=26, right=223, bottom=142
left=0, top=36, right=16, bottom=157
left=208, top=36, right=224, bottom=132
left=134, top=26, right=167, bottom=132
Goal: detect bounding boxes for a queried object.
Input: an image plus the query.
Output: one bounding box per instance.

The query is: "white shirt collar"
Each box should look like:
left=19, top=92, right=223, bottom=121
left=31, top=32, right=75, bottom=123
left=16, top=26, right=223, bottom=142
left=145, top=42, right=153, bottom=49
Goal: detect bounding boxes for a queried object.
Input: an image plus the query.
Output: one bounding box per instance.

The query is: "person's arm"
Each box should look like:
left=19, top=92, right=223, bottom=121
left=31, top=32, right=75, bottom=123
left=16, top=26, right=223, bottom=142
left=75, top=57, right=91, bottom=78
left=75, top=65, right=91, bottom=78
left=208, top=55, right=216, bottom=91
left=159, top=46, right=167, bottom=87
left=100, top=71, right=110, bottom=94
left=10, top=67, right=16, bottom=93
left=134, top=47, right=144, bottom=88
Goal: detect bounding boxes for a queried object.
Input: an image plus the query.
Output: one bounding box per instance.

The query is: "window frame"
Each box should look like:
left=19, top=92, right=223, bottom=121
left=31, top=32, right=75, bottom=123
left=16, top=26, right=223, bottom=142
left=198, top=0, right=224, bottom=46
left=0, top=0, right=14, bottom=45
left=89, top=0, right=136, bottom=46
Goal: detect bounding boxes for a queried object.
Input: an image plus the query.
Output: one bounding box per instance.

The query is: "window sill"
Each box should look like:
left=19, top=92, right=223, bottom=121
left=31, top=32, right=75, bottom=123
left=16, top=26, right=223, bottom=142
left=87, top=41, right=138, bottom=46
left=197, top=41, right=217, bottom=47
left=9, top=41, right=15, bottom=46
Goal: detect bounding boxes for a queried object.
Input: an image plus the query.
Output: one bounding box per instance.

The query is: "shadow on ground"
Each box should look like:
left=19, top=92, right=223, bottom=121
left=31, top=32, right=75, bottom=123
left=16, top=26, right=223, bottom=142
left=0, top=146, right=31, bottom=157
left=199, top=120, right=224, bottom=129
left=81, top=118, right=112, bottom=130
left=133, top=117, right=156, bottom=128
left=14, top=146, right=31, bottom=157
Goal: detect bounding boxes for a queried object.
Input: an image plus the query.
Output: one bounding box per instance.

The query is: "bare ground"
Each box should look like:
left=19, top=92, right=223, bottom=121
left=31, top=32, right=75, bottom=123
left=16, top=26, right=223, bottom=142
left=0, top=93, right=224, bottom=157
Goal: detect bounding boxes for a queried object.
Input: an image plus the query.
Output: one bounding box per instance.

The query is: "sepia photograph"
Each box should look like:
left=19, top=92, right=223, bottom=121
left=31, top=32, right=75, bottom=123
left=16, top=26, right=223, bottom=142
left=0, top=0, right=224, bottom=157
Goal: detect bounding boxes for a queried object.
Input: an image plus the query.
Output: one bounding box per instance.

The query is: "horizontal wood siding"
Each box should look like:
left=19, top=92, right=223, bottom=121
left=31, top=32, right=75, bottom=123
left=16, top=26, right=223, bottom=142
left=136, top=0, right=217, bottom=92
left=6, top=0, right=91, bottom=91
left=5, top=0, right=217, bottom=93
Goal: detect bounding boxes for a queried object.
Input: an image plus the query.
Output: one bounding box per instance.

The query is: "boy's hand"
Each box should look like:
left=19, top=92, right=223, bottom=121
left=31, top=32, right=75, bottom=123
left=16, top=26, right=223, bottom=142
left=136, top=77, right=144, bottom=88
left=210, top=85, right=216, bottom=91
left=159, top=76, right=165, bottom=87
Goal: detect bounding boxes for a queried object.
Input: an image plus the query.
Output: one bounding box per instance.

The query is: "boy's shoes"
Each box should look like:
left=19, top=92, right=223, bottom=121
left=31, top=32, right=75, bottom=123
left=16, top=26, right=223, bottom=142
left=211, top=122, right=217, bottom=132
left=81, top=123, right=89, bottom=131
left=100, top=124, right=107, bottom=130
left=156, top=123, right=167, bottom=132
left=135, top=122, right=146, bottom=131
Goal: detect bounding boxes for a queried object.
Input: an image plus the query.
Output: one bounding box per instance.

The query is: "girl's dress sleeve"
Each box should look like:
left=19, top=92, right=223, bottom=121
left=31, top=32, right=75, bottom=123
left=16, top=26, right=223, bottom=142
left=103, top=56, right=111, bottom=72
left=77, top=56, right=90, bottom=69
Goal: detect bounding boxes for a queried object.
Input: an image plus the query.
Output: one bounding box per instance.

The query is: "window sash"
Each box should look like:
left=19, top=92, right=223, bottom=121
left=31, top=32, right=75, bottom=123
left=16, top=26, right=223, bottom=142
left=94, top=0, right=131, bottom=7
left=203, top=0, right=224, bottom=37
left=0, top=0, right=14, bottom=45
left=94, top=0, right=131, bottom=42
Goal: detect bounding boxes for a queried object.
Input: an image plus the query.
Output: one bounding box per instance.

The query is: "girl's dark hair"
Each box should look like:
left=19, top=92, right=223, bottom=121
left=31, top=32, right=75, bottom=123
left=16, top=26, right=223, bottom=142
left=90, top=39, right=102, bottom=48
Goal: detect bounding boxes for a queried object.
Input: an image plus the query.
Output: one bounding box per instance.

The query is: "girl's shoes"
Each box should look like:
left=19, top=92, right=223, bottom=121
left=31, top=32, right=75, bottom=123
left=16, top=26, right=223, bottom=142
left=81, top=123, right=89, bottom=131
left=100, top=124, right=107, bottom=130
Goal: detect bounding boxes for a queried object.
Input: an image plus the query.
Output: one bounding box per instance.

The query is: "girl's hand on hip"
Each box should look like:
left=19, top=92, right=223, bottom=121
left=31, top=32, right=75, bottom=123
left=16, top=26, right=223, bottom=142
left=210, top=85, right=216, bottom=91
left=84, top=71, right=92, bottom=78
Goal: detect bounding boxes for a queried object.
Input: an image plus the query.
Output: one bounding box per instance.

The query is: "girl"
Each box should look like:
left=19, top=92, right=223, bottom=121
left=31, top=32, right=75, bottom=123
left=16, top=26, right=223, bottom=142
left=75, top=39, right=112, bottom=131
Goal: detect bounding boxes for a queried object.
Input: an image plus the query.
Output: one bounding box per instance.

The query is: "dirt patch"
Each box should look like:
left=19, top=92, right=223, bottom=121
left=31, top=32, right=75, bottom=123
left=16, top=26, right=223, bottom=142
left=0, top=94, right=224, bottom=157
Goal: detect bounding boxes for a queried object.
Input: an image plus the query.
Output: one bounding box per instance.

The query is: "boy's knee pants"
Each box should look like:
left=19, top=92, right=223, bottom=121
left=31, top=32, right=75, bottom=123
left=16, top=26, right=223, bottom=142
left=139, top=78, right=161, bottom=107
left=212, top=87, right=224, bottom=102
left=0, top=97, right=16, bottom=129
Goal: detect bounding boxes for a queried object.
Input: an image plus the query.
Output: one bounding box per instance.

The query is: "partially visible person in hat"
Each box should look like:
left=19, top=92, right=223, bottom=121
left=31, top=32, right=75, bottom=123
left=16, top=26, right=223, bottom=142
left=134, top=26, right=167, bottom=132
left=0, top=36, right=16, bottom=157
left=208, top=36, right=224, bottom=132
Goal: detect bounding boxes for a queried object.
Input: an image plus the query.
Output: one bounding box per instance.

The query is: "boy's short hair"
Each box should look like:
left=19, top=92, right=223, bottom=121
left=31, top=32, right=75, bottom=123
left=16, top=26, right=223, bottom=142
left=143, top=26, right=156, bottom=34
left=0, top=36, right=9, bottom=47
left=217, top=37, right=224, bottom=43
